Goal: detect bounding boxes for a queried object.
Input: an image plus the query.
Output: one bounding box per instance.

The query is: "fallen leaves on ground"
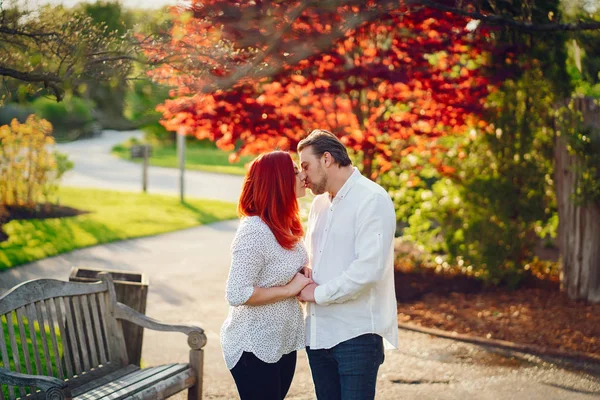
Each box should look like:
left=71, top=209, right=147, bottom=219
left=395, top=270, right=600, bottom=356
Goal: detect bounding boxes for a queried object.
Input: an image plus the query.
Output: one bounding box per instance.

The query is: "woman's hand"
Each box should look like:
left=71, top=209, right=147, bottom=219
left=286, top=273, right=313, bottom=296
left=301, top=266, right=312, bottom=280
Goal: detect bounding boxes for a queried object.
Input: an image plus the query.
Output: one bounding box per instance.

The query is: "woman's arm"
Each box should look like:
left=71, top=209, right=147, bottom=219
left=226, top=219, right=312, bottom=307
left=245, top=273, right=312, bottom=306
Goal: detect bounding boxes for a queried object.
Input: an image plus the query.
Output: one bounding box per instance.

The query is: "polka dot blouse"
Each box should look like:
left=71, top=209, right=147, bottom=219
left=220, top=216, right=308, bottom=370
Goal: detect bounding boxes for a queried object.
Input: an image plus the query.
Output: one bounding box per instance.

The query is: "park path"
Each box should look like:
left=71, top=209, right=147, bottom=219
left=55, top=130, right=243, bottom=203
left=1, top=132, right=598, bottom=398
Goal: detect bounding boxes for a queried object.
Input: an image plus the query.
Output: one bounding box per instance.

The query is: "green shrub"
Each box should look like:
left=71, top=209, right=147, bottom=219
left=0, top=103, right=35, bottom=125
left=382, top=69, right=558, bottom=287
left=30, top=96, right=97, bottom=141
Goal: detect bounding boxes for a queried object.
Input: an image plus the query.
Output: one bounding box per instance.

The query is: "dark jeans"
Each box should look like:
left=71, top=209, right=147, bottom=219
left=230, top=350, right=297, bottom=400
left=306, top=334, right=384, bottom=400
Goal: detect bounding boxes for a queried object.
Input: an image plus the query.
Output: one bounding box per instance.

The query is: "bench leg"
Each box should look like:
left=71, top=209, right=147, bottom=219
left=188, top=348, right=204, bottom=400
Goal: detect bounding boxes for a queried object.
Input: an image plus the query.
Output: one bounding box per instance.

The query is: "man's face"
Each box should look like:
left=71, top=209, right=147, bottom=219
left=299, top=146, right=328, bottom=195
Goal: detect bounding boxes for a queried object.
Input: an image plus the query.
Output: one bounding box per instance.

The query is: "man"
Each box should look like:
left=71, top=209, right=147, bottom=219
left=297, top=129, right=398, bottom=400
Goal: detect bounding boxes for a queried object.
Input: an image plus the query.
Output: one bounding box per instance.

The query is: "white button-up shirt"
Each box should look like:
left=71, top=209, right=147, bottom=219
left=305, top=168, right=399, bottom=350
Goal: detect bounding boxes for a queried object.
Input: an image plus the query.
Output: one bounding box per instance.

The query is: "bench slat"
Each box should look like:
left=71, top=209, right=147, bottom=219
left=0, top=280, right=108, bottom=315
left=71, top=365, right=138, bottom=397
left=6, top=312, right=26, bottom=398
left=125, top=368, right=195, bottom=400
left=96, top=293, right=112, bottom=363
left=35, top=302, right=54, bottom=377
left=63, top=297, right=82, bottom=375
left=15, top=308, right=35, bottom=393
left=77, top=364, right=176, bottom=400
left=53, top=298, right=73, bottom=379
left=15, top=308, right=33, bottom=375
left=0, top=314, right=16, bottom=399
left=72, top=296, right=91, bottom=372
left=26, top=304, right=43, bottom=377
left=89, top=295, right=107, bottom=365
left=101, top=364, right=190, bottom=400
left=81, top=296, right=99, bottom=367
left=44, top=299, right=64, bottom=379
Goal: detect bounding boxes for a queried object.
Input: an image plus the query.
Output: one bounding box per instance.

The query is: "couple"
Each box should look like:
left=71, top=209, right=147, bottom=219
left=220, top=129, right=398, bottom=400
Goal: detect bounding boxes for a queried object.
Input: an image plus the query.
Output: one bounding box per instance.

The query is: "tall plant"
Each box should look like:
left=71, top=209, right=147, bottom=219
left=0, top=116, right=73, bottom=208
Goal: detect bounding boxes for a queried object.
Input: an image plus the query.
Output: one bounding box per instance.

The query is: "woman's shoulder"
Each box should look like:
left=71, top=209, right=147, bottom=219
left=238, top=215, right=270, bottom=235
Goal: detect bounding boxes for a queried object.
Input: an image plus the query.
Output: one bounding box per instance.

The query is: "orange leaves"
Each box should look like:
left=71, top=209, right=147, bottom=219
left=291, top=75, right=306, bottom=84
left=363, top=47, right=377, bottom=57
left=427, top=29, right=440, bottom=39
left=150, top=1, right=493, bottom=173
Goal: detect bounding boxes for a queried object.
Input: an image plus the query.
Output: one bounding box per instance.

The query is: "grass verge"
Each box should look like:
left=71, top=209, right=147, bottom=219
left=112, top=139, right=254, bottom=176
left=0, top=187, right=238, bottom=270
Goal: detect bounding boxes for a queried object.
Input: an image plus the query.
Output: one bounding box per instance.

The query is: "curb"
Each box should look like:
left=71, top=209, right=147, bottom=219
left=397, top=322, right=600, bottom=365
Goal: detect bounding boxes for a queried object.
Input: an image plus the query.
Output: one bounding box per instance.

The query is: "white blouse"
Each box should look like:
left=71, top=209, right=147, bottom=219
left=220, top=216, right=308, bottom=370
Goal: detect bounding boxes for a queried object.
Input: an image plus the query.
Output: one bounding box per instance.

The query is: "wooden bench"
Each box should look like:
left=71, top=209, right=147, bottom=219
left=0, top=273, right=206, bottom=400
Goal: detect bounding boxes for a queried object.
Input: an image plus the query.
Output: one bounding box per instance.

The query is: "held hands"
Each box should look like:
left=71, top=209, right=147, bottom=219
left=301, top=266, right=312, bottom=280
left=297, top=283, right=317, bottom=303
left=287, top=273, right=313, bottom=297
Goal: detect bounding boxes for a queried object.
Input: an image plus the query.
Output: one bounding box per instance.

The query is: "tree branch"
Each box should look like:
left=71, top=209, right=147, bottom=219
left=0, top=26, right=59, bottom=40
left=0, top=66, right=64, bottom=100
left=199, top=2, right=400, bottom=92
left=417, top=0, right=600, bottom=32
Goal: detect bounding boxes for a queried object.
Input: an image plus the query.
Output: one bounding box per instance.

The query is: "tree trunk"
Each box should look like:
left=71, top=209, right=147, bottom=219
left=554, top=97, right=600, bottom=303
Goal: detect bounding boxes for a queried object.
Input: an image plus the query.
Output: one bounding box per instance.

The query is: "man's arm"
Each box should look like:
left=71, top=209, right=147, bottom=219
left=312, top=193, right=396, bottom=305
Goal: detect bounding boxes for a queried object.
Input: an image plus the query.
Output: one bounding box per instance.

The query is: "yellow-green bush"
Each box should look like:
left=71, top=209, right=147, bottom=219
left=0, top=116, right=73, bottom=208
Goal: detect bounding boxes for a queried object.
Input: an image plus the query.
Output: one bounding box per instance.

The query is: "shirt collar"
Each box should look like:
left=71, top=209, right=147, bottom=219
left=329, top=167, right=360, bottom=202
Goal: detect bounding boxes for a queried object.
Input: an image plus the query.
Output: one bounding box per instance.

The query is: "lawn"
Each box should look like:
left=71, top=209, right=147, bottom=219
left=111, top=139, right=255, bottom=176
left=0, top=187, right=238, bottom=270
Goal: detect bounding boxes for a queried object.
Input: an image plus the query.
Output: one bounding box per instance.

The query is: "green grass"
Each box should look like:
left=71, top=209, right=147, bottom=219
left=1, top=313, right=62, bottom=397
left=112, top=139, right=255, bottom=176
left=0, top=187, right=237, bottom=270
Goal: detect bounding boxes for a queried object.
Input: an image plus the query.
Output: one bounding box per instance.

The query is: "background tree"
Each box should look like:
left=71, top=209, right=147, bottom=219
left=149, top=1, right=492, bottom=178
left=0, top=0, right=139, bottom=103
left=78, top=1, right=135, bottom=129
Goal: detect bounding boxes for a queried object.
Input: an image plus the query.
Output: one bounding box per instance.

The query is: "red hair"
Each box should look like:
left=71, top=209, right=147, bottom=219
left=238, top=151, right=304, bottom=250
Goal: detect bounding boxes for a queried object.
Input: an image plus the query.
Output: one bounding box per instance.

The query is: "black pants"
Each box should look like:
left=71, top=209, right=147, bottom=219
left=230, top=351, right=297, bottom=400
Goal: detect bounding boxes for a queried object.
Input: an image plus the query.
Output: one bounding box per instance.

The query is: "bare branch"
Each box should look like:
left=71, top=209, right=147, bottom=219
left=417, top=0, right=600, bottom=32
left=0, top=66, right=64, bottom=99
left=199, top=2, right=401, bottom=92
left=0, top=26, right=59, bottom=40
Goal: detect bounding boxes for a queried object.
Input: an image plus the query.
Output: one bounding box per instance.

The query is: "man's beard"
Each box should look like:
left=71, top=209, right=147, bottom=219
left=310, top=174, right=328, bottom=195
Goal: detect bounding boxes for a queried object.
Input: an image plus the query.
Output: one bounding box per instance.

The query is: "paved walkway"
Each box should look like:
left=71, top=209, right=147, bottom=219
left=56, top=130, right=243, bottom=203
left=1, top=222, right=599, bottom=399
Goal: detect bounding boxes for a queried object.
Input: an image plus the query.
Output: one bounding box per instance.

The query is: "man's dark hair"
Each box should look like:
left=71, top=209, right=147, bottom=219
left=297, top=129, right=352, bottom=167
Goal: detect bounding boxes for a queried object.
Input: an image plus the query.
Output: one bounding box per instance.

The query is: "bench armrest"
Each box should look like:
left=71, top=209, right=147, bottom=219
left=114, top=303, right=207, bottom=350
left=0, top=368, right=69, bottom=399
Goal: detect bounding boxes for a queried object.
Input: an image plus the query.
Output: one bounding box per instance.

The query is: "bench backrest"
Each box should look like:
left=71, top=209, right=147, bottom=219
left=0, top=276, right=128, bottom=399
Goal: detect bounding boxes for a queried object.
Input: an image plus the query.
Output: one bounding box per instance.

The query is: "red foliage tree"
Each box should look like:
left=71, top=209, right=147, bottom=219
left=147, top=1, right=492, bottom=178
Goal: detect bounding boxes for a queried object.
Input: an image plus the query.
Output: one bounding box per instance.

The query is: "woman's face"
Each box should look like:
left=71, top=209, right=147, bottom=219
left=294, top=163, right=306, bottom=198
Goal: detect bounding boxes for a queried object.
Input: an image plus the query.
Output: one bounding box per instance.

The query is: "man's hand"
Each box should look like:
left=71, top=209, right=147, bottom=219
left=301, top=266, right=312, bottom=280
left=297, top=282, right=318, bottom=302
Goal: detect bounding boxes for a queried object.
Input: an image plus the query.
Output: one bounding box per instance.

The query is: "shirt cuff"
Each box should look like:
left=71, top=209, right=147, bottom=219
left=314, top=284, right=329, bottom=305
left=227, top=286, right=255, bottom=306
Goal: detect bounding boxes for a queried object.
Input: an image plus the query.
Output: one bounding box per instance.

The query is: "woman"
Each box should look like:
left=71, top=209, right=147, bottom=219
left=220, top=151, right=312, bottom=400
